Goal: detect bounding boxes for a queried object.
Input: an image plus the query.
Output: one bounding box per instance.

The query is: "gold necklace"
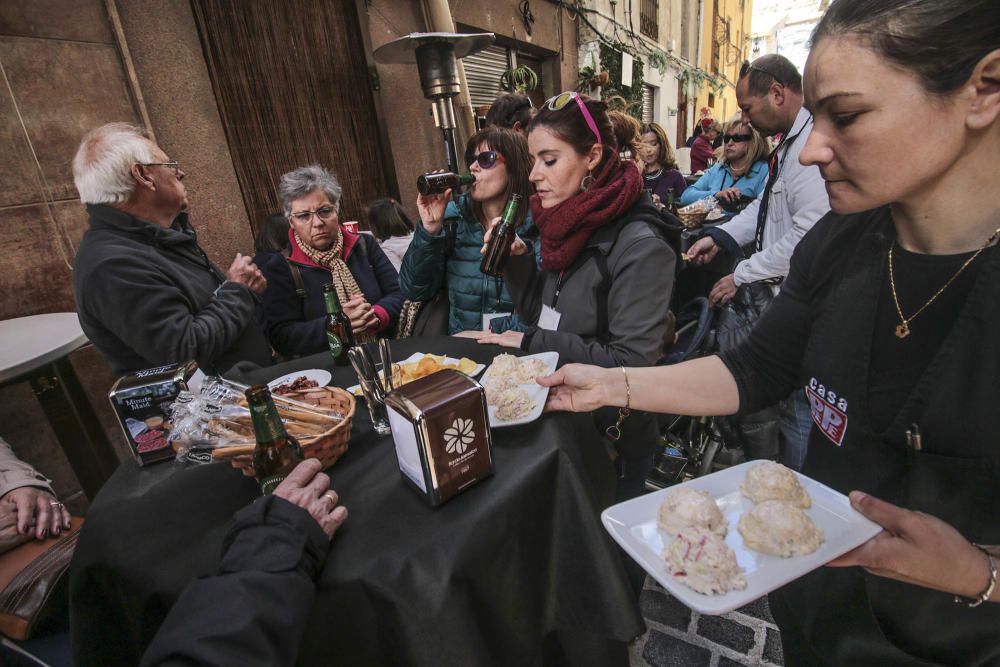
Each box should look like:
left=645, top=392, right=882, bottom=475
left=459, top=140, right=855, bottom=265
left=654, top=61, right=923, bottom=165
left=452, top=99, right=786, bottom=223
left=888, top=227, right=1000, bottom=339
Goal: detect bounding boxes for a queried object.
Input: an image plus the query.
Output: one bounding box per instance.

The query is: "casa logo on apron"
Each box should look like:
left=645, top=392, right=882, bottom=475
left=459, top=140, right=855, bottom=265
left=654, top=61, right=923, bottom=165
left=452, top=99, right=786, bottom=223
left=805, top=377, right=848, bottom=447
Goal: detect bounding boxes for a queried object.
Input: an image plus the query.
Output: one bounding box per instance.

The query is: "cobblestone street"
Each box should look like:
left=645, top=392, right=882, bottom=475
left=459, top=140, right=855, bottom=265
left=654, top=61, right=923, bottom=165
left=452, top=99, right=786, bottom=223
left=631, top=578, right=784, bottom=667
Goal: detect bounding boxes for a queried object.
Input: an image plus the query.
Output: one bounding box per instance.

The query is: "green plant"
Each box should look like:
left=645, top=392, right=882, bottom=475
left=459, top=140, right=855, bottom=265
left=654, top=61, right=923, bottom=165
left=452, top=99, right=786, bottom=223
left=500, top=65, right=539, bottom=93
left=598, top=43, right=645, bottom=121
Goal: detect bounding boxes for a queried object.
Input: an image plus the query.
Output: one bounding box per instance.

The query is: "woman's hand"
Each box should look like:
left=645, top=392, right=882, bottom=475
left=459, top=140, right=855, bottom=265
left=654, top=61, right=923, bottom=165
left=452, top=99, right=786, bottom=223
left=474, top=330, right=523, bottom=349
left=343, top=295, right=379, bottom=333
left=481, top=216, right=529, bottom=257
left=538, top=364, right=618, bottom=413
left=3, top=486, right=71, bottom=539
left=274, top=459, right=348, bottom=540
left=715, top=187, right=742, bottom=203
left=452, top=330, right=489, bottom=339
left=0, top=503, right=32, bottom=555
left=828, top=491, right=996, bottom=601
left=416, top=173, right=450, bottom=236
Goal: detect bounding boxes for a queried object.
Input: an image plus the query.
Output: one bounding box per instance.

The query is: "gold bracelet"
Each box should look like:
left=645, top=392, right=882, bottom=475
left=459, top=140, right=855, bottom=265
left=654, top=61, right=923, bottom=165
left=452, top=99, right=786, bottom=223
left=605, top=367, right=631, bottom=442
left=955, top=544, right=997, bottom=608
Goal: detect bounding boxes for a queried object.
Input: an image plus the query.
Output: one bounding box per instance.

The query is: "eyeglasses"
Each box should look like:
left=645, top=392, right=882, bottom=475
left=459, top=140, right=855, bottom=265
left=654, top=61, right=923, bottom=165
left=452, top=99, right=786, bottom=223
left=289, top=205, right=337, bottom=224
left=140, top=161, right=181, bottom=176
left=545, top=91, right=603, bottom=146
left=467, top=151, right=505, bottom=170
left=723, top=133, right=753, bottom=144
left=739, top=60, right=785, bottom=87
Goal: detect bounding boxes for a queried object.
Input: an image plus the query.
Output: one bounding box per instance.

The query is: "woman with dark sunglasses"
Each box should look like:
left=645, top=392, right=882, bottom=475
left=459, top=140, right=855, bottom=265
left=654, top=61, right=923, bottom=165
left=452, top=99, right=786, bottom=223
left=679, top=119, right=770, bottom=218
left=398, top=127, right=537, bottom=334
left=473, top=92, right=676, bottom=500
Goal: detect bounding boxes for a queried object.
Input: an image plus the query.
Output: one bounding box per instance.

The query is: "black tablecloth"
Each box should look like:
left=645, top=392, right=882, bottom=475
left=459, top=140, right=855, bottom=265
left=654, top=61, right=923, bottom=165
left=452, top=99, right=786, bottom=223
left=69, top=337, right=644, bottom=666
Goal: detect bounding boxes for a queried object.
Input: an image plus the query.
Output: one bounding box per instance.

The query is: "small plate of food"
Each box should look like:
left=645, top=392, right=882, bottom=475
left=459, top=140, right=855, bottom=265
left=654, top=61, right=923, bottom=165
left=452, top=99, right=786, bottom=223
left=268, top=369, right=332, bottom=395
left=601, top=460, right=882, bottom=615
left=480, top=352, right=559, bottom=427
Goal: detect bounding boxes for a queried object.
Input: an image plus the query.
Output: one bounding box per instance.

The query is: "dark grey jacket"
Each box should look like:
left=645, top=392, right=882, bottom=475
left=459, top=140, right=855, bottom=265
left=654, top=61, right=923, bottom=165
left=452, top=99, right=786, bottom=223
left=505, top=192, right=676, bottom=367
left=72, top=204, right=272, bottom=375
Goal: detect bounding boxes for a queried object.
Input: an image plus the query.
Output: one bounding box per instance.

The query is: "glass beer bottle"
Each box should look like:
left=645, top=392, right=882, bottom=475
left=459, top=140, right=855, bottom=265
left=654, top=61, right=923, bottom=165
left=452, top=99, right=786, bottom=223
left=479, top=194, right=522, bottom=277
left=324, top=284, right=356, bottom=366
left=416, top=172, right=474, bottom=196
left=245, top=385, right=303, bottom=494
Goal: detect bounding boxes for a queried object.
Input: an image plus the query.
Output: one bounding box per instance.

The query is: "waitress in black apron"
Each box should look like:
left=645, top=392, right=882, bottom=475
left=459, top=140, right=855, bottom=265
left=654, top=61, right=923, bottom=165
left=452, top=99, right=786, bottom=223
left=538, top=0, right=1000, bottom=664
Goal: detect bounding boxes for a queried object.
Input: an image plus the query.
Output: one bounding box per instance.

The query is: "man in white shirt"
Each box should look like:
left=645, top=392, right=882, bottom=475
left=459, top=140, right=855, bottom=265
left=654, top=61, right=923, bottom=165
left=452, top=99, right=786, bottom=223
left=687, top=55, right=829, bottom=472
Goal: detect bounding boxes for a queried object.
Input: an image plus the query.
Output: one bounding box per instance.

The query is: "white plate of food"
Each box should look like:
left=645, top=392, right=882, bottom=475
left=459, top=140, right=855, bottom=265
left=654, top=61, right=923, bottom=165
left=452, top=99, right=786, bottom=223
left=347, top=352, right=485, bottom=396
left=601, top=460, right=882, bottom=615
left=268, top=369, right=332, bottom=394
left=480, top=352, right=559, bottom=427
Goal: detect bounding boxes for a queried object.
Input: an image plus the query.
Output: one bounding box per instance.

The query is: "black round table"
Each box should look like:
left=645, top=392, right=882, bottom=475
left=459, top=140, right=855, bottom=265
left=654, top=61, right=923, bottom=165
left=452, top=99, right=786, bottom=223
left=69, top=336, right=643, bottom=666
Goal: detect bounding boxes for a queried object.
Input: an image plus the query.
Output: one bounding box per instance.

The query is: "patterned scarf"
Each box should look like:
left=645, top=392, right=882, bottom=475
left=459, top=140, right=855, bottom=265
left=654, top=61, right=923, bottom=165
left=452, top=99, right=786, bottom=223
left=293, top=229, right=376, bottom=343
left=530, top=157, right=643, bottom=271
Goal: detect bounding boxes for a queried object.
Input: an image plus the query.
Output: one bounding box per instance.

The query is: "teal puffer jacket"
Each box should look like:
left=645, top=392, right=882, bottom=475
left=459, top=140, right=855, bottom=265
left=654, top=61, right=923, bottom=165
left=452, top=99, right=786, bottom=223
left=398, top=195, right=537, bottom=334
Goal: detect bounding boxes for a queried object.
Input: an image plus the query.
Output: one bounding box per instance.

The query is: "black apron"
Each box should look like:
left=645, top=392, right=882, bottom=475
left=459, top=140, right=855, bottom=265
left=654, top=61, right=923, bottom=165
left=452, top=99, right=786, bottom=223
left=770, top=217, right=1000, bottom=667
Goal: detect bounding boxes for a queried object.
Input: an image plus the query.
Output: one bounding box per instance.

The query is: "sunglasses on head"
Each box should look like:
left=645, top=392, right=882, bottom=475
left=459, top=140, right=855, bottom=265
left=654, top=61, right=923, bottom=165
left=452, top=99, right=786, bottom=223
left=467, top=150, right=504, bottom=170
left=739, top=60, right=786, bottom=87
left=545, top=91, right=603, bottom=146
left=724, top=133, right=753, bottom=143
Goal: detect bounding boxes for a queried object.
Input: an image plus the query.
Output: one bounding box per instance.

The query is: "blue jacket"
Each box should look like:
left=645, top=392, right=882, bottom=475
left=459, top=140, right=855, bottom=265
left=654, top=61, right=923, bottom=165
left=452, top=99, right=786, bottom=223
left=258, top=231, right=403, bottom=357
left=679, top=160, right=769, bottom=210
left=398, top=195, right=538, bottom=334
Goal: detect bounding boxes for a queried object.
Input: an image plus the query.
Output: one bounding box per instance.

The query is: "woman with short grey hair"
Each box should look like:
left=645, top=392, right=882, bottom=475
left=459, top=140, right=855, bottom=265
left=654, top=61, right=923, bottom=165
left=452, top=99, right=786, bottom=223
left=258, top=164, right=403, bottom=356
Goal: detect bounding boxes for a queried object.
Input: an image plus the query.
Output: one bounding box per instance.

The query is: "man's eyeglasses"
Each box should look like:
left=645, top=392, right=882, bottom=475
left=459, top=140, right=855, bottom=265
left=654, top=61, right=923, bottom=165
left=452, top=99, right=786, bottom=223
left=545, top=91, right=603, bottom=146
left=739, top=60, right=785, bottom=87
left=467, top=150, right=505, bottom=170
left=723, top=133, right=753, bottom=144
left=290, top=205, right=337, bottom=224
left=140, top=161, right=181, bottom=176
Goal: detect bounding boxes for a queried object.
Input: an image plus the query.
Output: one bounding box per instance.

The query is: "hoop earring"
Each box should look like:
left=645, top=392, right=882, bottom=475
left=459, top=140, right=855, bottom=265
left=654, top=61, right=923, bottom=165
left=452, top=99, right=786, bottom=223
left=580, top=173, right=595, bottom=192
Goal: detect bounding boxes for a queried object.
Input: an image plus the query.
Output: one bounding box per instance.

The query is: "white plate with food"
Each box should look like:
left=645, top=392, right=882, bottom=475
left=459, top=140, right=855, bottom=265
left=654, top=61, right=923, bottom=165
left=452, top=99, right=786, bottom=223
left=347, top=352, right=485, bottom=396
left=480, top=352, right=559, bottom=427
left=268, top=369, right=332, bottom=394
left=601, top=460, right=882, bottom=615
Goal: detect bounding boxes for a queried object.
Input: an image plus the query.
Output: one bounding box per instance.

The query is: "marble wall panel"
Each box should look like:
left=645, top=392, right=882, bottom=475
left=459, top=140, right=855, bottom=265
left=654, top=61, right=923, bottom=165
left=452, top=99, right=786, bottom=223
left=0, top=0, right=113, bottom=44
left=0, top=77, right=45, bottom=207
left=0, top=203, right=76, bottom=318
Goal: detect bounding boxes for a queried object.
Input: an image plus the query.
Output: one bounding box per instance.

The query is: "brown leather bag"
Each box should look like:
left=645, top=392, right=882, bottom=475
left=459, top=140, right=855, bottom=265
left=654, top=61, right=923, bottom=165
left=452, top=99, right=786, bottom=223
left=0, top=517, right=83, bottom=640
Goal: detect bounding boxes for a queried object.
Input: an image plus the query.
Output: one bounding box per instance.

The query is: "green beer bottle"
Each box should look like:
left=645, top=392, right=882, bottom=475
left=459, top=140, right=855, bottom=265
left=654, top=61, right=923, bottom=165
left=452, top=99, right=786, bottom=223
left=245, top=384, right=303, bottom=494
left=323, top=284, right=356, bottom=366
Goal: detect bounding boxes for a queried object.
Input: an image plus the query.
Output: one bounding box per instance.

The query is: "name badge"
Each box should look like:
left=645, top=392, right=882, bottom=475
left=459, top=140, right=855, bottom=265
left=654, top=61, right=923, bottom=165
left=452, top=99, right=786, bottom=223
left=539, top=305, right=561, bottom=331
left=482, top=312, right=511, bottom=332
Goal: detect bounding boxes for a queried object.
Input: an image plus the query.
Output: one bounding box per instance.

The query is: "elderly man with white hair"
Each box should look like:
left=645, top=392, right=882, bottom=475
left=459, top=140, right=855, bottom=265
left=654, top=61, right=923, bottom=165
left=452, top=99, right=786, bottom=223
left=71, top=123, right=272, bottom=374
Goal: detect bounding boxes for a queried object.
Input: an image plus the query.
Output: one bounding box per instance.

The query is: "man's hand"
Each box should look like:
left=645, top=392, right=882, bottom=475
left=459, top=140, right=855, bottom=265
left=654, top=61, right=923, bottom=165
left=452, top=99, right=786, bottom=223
left=226, top=253, right=267, bottom=294
left=474, top=330, right=524, bottom=349
left=274, top=459, right=348, bottom=540
left=828, top=491, right=997, bottom=601
left=685, top=236, right=720, bottom=266
left=539, top=364, right=618, bottom=413
left=715, top=187, right=742, bottom=203
left=709, top=274, right=738, bottom=305
left=343, top=294, right=379, bottom=333
left=0, top=503, right=32, bottom=555
left=3, top=487, right=71, bottom=539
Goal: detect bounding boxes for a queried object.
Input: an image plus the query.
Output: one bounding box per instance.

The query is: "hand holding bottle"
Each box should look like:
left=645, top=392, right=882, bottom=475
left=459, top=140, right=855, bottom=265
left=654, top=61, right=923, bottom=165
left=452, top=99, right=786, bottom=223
left=481, top=216, right=528, bottom=259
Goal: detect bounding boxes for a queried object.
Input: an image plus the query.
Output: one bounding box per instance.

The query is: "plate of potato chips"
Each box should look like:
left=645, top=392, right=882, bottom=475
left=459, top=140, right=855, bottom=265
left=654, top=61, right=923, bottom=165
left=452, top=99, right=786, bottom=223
left=348, top=352, right=484, bottom=396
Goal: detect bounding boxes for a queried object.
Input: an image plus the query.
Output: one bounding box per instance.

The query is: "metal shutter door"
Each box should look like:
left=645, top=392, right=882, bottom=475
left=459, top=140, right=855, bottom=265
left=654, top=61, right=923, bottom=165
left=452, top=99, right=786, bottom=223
left=642, top=85, right=655, bottom=123
left=464, top=45, right=509, bottom=108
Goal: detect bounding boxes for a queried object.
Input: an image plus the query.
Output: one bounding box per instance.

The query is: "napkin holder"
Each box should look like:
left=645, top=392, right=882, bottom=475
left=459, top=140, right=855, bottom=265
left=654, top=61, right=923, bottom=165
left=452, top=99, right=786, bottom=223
left=384, top=369, right=494, bottom=507
left=108, top=361, right=198, bottom=465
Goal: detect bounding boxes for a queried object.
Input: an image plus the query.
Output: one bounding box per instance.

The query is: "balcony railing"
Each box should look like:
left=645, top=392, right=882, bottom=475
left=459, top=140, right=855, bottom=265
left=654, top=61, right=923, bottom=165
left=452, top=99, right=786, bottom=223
left=640, top=0, right=659, bottom=41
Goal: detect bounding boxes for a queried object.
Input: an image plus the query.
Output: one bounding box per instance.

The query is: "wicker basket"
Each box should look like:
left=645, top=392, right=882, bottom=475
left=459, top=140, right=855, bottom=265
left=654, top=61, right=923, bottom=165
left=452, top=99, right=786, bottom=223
left=677, top=209, right=708, bottom=229
left=218, top=386, right=356, bottom=475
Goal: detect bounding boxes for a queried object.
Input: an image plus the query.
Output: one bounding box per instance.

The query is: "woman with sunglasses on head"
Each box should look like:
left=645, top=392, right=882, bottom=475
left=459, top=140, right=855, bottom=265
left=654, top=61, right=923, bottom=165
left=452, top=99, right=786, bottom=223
left=474, top=92, right=676, bottom=500
left=679, top=120, right=769, bottom=219
left=637, top=122, right=687, bottom=208
left=258, top=165, right=403, bottom=357
left=540, top=0, right=1000, bottom=662
left=399, top=127, right=536, bottom=335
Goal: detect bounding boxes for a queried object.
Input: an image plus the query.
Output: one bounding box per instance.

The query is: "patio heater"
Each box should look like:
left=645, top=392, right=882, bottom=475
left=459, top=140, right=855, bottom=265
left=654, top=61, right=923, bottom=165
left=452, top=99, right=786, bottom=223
left=373, top=32, right=494, bottom=174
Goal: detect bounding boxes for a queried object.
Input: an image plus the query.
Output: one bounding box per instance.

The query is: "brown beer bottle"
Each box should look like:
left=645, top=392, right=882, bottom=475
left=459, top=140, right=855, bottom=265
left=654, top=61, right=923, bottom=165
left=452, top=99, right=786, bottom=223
left=324, top=284, right=356, bottom=366
left=479, top=194, right=522, bottom=277
left=416, top=172, right=474, bottom=195
left=245, top=385, right=303, bottom=494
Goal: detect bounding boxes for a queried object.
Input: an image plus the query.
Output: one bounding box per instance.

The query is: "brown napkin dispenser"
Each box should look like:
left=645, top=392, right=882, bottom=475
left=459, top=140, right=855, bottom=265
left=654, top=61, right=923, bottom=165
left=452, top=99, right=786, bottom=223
left=384, top=369, right=494, bottom=507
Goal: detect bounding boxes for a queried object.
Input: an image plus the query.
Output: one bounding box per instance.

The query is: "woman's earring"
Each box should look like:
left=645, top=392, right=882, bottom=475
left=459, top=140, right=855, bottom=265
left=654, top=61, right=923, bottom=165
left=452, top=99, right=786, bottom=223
left=580, top=173, right=595, bottom=192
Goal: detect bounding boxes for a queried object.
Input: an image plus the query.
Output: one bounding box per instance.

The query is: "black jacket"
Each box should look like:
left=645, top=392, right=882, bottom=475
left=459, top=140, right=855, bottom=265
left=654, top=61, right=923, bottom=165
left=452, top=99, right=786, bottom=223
left=140, top=495, right=331, bottom=667
left=72, top=205, right=272, bottom=374
left=721, top=208, right=1000, bottom=666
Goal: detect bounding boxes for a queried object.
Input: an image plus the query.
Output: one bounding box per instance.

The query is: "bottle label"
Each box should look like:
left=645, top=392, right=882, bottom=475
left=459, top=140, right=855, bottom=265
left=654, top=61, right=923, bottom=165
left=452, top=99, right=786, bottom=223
left=327, top=332, right=343, bottom=357
left=260, top=473, right=285, bottom=495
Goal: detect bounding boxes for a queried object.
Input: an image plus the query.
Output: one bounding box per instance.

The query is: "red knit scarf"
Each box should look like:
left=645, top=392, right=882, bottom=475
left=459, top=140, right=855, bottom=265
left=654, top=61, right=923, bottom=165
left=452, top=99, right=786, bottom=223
left=530, top=157, right=642, bottom=271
